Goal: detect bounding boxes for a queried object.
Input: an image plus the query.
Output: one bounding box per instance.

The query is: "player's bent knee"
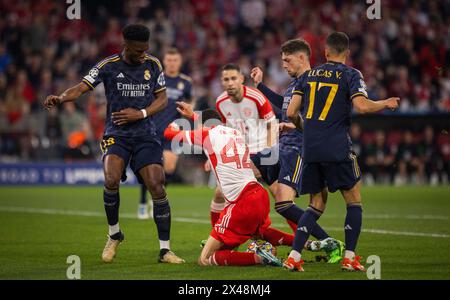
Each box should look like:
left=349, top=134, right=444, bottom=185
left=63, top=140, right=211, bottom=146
left=104, top=175, right=120, bottom=191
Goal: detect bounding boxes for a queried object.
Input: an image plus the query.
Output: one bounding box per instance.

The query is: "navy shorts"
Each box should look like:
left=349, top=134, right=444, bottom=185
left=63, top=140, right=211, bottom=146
left=278, top=147, right=302, bottom=196
left=250, top=148, right=280, bottom=186
left=100, top=135, right=163, bottom=184
left=299, top=152, right=361, bottom=194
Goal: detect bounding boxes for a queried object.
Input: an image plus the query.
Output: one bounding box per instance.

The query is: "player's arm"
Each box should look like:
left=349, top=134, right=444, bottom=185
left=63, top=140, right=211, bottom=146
left=251, top=67, right=284, bottom=109
left=352, top=96, right=400, bottom=114
left=163, top=123, right=208, bottom=147
left=349, top=69, right=400, bottom=114
left=43, top=82, right=90, bottom=109
left=286, top=94, right=304, bottom=131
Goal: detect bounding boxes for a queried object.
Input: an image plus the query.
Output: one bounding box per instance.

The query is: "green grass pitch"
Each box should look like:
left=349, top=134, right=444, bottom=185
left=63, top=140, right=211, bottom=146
left=0, top=185, right=449, bottom=280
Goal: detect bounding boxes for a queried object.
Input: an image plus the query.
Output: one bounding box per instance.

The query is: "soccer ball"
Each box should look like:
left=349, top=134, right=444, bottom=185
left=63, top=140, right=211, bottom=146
left=246, top=239, right=277, bottom=256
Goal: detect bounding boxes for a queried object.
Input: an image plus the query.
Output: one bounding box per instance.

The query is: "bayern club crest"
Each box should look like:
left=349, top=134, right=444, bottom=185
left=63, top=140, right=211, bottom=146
left=243, top=107, right=252, bottom=117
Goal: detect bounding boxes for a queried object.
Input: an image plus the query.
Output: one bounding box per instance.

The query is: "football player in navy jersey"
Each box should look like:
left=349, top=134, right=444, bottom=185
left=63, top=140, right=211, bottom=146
left=250, top=40, right=342, bottom=263
left=44, top=24, right=184, bottom=264
left=137, top=48, right=192, bottom=219
left=284, top=32, right=399, bottom=271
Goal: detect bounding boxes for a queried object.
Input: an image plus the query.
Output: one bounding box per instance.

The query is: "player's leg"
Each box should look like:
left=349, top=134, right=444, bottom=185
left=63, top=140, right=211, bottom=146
left=210, top=187, right=226, bottom=227
left=284, top=189, right=326, bottom=271
left=340, top=182, right=364, bottom=271
left=198, top=236, right=264, bottom=266
left=274, top=149, right=330, bottom=240
left=139, top=163, right=184, bottom=263
left=328, top=155, right=365, bottom=271
left=102, top=154, right=126, bottom=263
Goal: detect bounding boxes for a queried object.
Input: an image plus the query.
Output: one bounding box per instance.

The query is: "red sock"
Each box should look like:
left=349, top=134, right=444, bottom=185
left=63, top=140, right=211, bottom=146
left=210, top=211, right=221, bottom=227
left=211, top=250, right=258, bottom=266
left=286, top=219, right=298, bottom=233
left=261, top=227, right=294, bottom=246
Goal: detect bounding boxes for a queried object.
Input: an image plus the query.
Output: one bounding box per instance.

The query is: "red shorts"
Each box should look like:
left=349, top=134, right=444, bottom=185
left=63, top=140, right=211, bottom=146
left=211, top=182, right=271, bottom=248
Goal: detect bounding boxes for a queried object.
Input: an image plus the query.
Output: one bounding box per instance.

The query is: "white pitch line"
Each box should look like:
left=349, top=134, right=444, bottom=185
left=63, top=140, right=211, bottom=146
left=0, top=206, right=449, bottom=239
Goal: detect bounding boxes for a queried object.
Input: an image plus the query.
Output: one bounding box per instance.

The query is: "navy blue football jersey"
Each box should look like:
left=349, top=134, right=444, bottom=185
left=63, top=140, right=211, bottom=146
left=294, top=61, right=368, bottom=162
left=280, top=78, right=303, bottom=152
left=82, top=53, right=166, bottom=138
left=153, top=73, right=192, bottom=135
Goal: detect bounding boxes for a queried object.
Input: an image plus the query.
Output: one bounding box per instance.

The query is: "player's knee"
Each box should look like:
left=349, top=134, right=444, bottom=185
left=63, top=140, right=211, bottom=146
left=104, top=174, right=120, bottom=190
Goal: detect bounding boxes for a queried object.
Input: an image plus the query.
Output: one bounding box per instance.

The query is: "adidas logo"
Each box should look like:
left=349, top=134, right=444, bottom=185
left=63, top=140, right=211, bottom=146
left=344, top=224, right=353, bottom=230
left=284, top=175, right=291, bottom=181
left=298, top=226, right=308, bottom=233
left=117, top=73, right=125, bottom=78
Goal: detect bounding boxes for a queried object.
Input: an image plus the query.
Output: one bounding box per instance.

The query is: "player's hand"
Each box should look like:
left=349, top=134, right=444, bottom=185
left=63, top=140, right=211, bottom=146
left=112, top=108, right=144, bottom=125
left=385, top=97, right=400, bottom=111
left=250, top=67, right=263, bottom=86
left=176, top=101, right=194, bottom=119
left=43, top=95, right=62, bottom=110
left=204, top=161, right=211, bottom=172
left=278, top=122, right=296, bottom=133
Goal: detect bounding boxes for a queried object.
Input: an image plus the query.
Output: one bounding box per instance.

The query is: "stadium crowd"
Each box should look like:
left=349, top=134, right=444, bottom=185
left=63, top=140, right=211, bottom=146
left=0, top=0, right=449, bottom=185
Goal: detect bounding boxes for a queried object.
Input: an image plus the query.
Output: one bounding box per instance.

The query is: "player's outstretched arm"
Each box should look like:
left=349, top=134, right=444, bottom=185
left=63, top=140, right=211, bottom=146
left=286, top=94, right=304, bottom=131
left=352, top=96, right=400, bottom=114
left=43, top=82, right=90, bottom=109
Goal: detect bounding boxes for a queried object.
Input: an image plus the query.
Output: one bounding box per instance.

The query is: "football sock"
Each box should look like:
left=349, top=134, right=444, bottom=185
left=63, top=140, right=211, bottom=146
left=344, top=203, right=363, bottom=252
left=261, top=227, right=294, bottom=246
left=289, top=249, right=302, bottom=262
left=108, top=223, right=120, bottom=237
left=104, top=187, right=120, bottom=227
left=210, top=200, right=225, bottom=227
left=140, top=184, right=147, bottom=204
left=275, top=200, right=329, bottom=240
left=344, top=250, right=356, bottom=260
left=152, top=195, right=171, bottom=247
left=292, top=206, right=322, bottom=253
left=211, top=250, right=257, bottom=266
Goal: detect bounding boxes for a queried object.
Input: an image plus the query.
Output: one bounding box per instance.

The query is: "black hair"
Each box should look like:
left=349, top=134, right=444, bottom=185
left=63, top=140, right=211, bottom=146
left=201, top=109, right=222, bottom=125
left=122, top=24, right=150, bottom=42
left=221, top=63, right=241, bottom=73
left=326, top=32, right=349, bottom=54
left=280, top=39, right=311, bottom=57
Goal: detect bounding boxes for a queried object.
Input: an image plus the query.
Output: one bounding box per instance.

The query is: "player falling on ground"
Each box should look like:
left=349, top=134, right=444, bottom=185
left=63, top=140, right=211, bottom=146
left=209, top=63, right=279, bottom=228
left=250, top=39, right=343, bottom=263
left=284, top=32, right=400, bottom=272
left=164, top=109, right=334, bottom=267
left=43, top=24, right=184, bottom=264
left=137, top=47, right=193, bottom=219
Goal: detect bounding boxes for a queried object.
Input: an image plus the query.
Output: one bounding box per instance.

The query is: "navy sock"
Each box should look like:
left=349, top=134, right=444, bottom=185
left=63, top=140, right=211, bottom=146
left=104, top=187, right=120, bottom=226
left=153, top=196, right=171, bottom=241
left=275, top=201, right=329, bottom=240
left=292, top=207, right=322, bottom=253
left=140, top=184, right=147, bottom=205
left=344, top=203, right=363, bottom=252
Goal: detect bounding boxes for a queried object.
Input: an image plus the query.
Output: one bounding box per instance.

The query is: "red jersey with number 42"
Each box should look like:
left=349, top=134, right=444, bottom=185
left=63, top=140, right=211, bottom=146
left=164, top=124, right=259, bottom=203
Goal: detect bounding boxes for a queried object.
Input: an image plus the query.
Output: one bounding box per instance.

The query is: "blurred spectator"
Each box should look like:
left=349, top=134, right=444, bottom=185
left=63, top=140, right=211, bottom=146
left=418, top=126, right=444, bottom=185
left=59, top=102, right=94, bottom=161
left=363, top=130, right=395, bottom=185
left=395, top=131, right=424, bottom=185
